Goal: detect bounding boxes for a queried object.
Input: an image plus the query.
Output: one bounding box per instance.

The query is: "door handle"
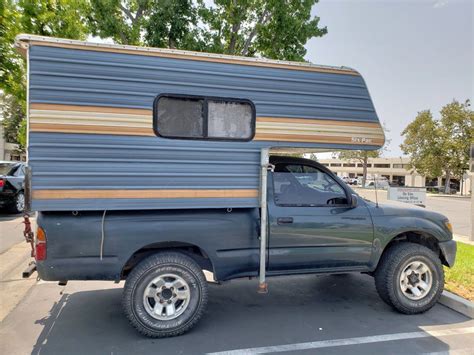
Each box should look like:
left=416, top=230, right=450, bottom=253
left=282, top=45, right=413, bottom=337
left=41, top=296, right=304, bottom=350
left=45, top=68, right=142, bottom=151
left=277, top=217, right=293, bottom=224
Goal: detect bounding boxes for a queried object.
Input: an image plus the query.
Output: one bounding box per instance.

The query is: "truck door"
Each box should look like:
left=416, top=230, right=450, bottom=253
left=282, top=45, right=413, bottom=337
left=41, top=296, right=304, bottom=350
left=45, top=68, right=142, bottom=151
left=267, top=162, right=374, bottom=272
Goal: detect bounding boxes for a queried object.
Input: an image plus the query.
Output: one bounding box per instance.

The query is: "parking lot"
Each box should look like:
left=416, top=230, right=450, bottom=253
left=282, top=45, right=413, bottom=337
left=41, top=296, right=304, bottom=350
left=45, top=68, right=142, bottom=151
left=1, top=274, right=473, bottom=354
left=1, top=194, right=473, bottom=354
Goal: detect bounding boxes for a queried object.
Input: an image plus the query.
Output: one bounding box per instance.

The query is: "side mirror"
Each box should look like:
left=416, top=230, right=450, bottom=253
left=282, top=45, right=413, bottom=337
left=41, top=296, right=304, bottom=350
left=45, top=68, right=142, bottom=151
left=350, top=194, right=358, bottom=208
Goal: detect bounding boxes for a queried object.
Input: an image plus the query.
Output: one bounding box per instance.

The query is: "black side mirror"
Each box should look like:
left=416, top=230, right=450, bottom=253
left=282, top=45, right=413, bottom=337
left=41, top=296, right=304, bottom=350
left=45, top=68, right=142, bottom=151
left=350, top=194, right=358, bottom=208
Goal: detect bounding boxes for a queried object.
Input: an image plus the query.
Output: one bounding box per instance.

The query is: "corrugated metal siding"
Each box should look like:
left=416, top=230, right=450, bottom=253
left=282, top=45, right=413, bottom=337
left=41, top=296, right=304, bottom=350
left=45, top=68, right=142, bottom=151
left=29, top=46, right=378, bottom=122
left=27, top=44, right=383, bottom=211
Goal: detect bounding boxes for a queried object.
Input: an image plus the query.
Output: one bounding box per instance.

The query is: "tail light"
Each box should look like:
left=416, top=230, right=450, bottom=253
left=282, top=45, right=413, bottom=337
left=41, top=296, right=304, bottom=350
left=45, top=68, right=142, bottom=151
left=35, top=227, right=47, bottom=261
left=0, top=179, right=4, bottom=188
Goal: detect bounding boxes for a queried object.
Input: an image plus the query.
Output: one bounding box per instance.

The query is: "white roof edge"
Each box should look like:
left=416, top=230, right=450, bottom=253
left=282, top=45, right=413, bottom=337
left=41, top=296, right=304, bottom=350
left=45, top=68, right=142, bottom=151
left=15, top=34, right=357, bottom=73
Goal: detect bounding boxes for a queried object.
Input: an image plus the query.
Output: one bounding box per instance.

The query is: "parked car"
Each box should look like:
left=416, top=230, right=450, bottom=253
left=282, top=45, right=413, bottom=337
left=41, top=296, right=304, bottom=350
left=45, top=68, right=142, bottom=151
left=365, top=179, right=390, bottom=190
left=0, top=161, right=26, bottom=213
left=426, top=186, right=458, bottom=195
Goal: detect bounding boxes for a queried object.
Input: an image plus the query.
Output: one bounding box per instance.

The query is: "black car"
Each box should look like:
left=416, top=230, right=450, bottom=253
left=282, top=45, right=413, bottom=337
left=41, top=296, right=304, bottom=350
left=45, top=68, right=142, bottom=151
left=0, top=161, right=26, bottom=213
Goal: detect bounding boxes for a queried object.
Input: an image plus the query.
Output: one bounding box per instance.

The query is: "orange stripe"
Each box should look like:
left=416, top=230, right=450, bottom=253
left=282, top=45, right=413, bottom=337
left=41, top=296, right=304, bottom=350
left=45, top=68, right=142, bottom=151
left=30, top=123, right=154, bottom=136
left=30, top=103, right=151, bottom=116
left=28, top=40, right=358, bottom=76
left=257, top=117, right=381, bottom=128
left=254, top=133, right=384, bottom=145
left=32, top=189, right=259, bottom=200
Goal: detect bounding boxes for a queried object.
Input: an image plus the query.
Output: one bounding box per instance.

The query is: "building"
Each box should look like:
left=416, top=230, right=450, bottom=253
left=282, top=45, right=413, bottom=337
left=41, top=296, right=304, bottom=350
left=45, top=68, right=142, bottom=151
left=0, top=93, right=26, bottom=161
left=318, top=156, right=471, bottom=195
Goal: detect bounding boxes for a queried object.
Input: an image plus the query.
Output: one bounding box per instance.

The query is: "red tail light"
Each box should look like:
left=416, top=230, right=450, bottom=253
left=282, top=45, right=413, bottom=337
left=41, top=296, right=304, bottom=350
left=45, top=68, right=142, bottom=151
left=0, top=179, right=4, bottom=188
left=35, top=227, right=47, bottom=261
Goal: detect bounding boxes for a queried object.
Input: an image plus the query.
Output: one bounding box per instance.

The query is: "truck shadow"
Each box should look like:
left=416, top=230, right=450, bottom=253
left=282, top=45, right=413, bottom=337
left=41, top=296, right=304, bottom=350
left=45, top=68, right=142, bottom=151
left=31, top=274, right=469, bottom=355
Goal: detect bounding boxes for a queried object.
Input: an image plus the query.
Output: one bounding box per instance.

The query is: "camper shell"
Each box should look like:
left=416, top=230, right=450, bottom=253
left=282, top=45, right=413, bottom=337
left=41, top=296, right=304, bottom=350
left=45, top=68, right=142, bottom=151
left=16, top=34, right=384, bottom=212
left=16, top=35, right=455, bottom=339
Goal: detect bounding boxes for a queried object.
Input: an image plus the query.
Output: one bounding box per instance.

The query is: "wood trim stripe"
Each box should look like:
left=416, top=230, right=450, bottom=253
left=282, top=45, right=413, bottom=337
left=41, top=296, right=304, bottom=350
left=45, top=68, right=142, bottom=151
left=254, top=133, right=384, bottom=145
left=27, top=40, right=359, bottom=76
left=257, top=116, right=380, bottom=128
left=32, top=189, right=259, bottom=200
left=30, top=103, right=150, bottom=116
left=30, top=123, right=155, bottom=136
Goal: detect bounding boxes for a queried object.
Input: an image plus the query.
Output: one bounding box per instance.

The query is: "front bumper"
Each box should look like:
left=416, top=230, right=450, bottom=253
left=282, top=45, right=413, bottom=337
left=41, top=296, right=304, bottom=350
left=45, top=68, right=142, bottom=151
left=439, top=240, right=456, bottom=267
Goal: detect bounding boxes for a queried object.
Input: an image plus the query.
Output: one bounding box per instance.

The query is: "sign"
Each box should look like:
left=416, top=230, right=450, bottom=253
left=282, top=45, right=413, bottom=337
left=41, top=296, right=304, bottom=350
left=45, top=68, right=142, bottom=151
left=388, top=187, right=426, bottom=205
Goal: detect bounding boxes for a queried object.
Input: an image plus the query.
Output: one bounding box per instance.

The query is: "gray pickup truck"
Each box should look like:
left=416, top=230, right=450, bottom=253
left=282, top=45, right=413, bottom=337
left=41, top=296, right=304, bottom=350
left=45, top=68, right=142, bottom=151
left=35, top=156, right=456, bottom=338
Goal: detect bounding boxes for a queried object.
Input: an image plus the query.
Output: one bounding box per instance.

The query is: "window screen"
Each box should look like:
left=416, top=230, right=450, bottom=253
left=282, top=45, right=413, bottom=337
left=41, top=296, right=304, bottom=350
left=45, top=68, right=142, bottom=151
left=154, top=94, right=255, bottom=141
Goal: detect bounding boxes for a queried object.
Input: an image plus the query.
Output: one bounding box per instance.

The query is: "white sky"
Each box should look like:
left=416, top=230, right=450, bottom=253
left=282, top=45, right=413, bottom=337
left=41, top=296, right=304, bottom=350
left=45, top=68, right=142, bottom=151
left=306, top=0, right=473, bottom=157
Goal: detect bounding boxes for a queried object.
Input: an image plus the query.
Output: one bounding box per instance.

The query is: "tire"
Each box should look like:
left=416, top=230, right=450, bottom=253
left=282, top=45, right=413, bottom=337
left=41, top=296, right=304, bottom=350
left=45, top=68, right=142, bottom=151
left=10, top=191, right=25, bottom=214
left=122, top=252, right=208, bottom=338
left=374, top=242, right=444, bottom=314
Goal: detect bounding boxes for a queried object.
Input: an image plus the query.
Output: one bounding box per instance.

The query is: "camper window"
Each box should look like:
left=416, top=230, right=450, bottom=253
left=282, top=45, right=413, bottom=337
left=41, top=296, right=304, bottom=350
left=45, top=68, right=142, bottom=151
left=154, top=94, right=255, bottom=141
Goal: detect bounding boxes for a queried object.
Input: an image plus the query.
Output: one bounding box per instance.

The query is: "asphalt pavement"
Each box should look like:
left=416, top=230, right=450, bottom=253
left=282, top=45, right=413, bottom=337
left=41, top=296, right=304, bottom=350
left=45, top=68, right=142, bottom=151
left=1, top=275, right=473, bottom=354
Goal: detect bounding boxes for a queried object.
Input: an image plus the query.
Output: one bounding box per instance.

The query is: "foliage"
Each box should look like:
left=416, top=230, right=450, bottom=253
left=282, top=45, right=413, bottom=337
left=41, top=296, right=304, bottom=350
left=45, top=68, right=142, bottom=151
left=444, top=242, right=474, bottom=301
left=0, top=0, right=91, bottom=150
left=401, top=100, right=473, bottom=193
left=1, top=94, right=25, bottom=146
left=89, top=0, right=327, bottom=60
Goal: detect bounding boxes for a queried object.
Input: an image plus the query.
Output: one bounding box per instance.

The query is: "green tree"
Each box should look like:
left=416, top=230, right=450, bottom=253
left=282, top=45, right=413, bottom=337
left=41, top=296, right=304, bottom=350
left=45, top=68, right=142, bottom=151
left=89, top=0, right=327, bottom=60
left=401, top=100, right=473, bottom=194
left=0, top=0, right=91, bottom=150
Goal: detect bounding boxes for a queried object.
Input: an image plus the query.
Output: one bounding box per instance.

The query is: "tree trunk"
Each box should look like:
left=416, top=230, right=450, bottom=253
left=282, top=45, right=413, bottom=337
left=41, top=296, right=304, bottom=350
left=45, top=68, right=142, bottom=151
left=444, top=170, right=451, bottom=194
left=362, top=155, right=368, bottom=187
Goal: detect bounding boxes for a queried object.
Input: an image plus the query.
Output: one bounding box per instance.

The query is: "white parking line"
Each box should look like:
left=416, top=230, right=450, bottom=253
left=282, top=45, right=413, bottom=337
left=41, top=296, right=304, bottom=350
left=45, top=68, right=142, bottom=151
left=207, top=326, right=474, bottom=355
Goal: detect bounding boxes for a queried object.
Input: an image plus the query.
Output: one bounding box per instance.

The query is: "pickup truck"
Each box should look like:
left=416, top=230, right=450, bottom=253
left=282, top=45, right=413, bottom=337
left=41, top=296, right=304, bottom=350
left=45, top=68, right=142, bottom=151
left=34, top=156, right=456, bottom=338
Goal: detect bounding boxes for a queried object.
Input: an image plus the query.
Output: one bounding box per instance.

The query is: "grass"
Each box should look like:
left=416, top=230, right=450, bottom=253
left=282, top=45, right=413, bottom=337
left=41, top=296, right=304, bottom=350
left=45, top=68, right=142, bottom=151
left=444, top=242, right=474, bottom=301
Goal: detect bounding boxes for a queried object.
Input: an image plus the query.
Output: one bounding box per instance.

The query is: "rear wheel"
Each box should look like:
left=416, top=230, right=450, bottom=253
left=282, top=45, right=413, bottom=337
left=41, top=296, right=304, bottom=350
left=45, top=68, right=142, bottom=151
left=122, top=252, right=208, bottom=338
left=374, top=243, right=444, bottom=314
left=11, top=191, right=25, bottom=214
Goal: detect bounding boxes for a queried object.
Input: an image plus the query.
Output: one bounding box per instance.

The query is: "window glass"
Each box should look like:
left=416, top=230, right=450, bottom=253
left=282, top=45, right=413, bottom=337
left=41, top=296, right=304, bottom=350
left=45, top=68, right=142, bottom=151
left=156, top=97, right=204, bottom=138
left=208, top=101, right=253, bottom=139
left=14, top=165, right=25, bottom=177
left=273, top=164, right=347, bottom=206
left=155, top=95, right=255, bottom=141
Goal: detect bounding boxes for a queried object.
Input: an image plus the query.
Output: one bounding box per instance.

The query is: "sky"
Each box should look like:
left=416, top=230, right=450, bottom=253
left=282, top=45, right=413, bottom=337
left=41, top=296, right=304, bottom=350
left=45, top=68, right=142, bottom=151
left=305, top=0, right=473, bottom=157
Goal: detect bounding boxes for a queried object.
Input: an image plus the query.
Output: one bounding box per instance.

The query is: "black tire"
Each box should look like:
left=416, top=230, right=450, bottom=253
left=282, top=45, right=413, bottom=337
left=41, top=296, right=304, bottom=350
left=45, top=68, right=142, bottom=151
left=374, top=242, right=444, bottom=314
left=10, top=191, right=25, bottom=214
left=122, top=252, right=208, bottom=338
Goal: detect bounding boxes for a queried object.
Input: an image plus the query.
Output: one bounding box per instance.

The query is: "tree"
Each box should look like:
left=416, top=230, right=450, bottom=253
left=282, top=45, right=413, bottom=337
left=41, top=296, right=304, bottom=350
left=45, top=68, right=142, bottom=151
left=89, top=0, right=327, bottom=61
left=0, top=0, right=91, bottom=149
left=336, top=150, right=381, bottom=187
left=401, top=100, right=473, bottom=194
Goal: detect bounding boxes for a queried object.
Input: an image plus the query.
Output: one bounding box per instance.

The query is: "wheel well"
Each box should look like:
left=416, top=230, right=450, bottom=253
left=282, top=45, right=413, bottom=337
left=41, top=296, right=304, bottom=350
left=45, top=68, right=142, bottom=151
left=121, top=242, right=214, bottom=279
left=382, top=231, right=449, bottom=266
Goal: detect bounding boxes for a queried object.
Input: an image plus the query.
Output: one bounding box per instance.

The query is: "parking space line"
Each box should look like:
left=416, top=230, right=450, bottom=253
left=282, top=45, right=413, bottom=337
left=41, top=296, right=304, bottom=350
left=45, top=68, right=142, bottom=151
left=207, top=326, right=474, bottom=355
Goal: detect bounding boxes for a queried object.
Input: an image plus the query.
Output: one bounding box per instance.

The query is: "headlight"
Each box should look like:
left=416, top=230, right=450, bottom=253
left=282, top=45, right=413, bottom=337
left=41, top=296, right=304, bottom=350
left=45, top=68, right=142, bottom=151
left=444, top=221, right=453, bottom=233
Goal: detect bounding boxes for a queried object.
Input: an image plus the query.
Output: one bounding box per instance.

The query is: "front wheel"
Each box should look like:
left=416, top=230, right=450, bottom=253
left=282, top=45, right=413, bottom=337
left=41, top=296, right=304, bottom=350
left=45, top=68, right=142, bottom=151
left=374, top=243, right=444, bottom=314
left=122, top=252, right=208, bottom=338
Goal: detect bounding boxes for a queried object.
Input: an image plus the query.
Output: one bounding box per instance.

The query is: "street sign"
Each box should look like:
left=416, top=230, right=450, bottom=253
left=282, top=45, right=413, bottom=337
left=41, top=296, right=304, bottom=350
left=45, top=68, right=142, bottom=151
left=388, top=187, right=426, bottom=205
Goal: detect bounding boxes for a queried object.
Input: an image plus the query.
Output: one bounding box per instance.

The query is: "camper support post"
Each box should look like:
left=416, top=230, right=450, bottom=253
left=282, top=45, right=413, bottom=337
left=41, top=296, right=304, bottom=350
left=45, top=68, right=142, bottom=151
left=258, top=148, right=269, bottom=293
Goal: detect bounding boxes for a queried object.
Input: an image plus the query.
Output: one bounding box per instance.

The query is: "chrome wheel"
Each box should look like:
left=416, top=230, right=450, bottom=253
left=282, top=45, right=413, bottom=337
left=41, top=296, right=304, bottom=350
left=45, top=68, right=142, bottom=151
left=16, top=193, right=25, bottom=212
left=399, top=261, right=433, bottom=300
left=143, top=273, right=191, bottom=320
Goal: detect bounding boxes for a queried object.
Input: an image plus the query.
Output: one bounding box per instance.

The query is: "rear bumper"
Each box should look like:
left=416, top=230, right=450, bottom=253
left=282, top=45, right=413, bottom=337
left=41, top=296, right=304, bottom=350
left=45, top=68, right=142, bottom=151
left=439, top=240, right=456, bottom=267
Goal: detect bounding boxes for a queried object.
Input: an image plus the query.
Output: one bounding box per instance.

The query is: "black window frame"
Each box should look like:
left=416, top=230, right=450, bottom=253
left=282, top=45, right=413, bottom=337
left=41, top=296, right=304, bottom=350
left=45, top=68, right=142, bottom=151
left=271, top=163, right=350, bottom=208
left=153, top=93, right=256, bottom=142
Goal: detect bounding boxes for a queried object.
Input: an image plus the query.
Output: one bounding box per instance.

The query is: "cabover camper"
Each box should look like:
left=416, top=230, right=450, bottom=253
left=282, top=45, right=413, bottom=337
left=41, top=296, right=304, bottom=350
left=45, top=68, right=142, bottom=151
left=17, top=35, right=455, bottom=338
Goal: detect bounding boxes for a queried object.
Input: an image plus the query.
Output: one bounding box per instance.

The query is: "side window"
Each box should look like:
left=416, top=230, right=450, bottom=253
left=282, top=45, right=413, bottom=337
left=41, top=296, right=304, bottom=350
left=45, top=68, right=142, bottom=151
left=273, top=164, right=348, bottom=206
left=154, top=94, right=255, bottom=141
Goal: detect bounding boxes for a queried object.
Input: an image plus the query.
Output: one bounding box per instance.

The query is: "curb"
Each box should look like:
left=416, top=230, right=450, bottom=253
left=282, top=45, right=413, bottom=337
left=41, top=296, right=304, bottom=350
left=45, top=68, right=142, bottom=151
left=439, top=290, right=474, bottom=319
